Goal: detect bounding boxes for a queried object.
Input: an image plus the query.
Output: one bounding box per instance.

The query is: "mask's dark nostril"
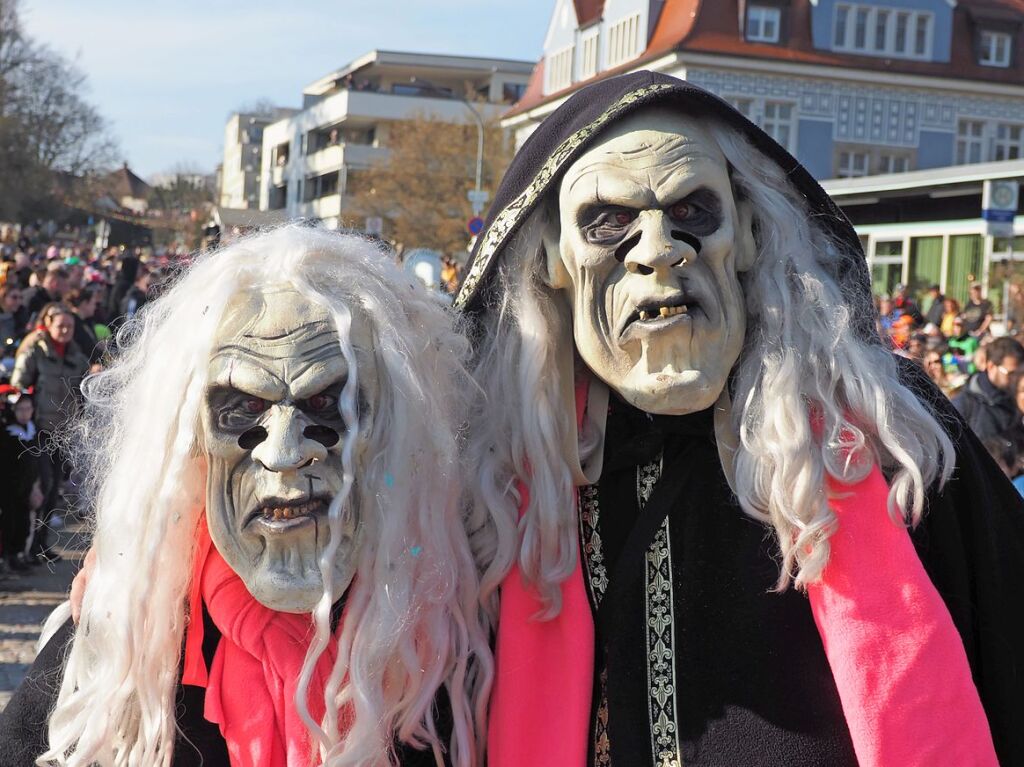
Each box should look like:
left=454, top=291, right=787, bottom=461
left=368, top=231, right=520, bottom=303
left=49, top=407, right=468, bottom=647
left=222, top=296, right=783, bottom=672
left=670, top=231, right=701, bottom=253
left=238, top=426, right=268, bottom=450
left=615, top=232, right=642, bottom=262
left=304, top=424, right=340, bottom=448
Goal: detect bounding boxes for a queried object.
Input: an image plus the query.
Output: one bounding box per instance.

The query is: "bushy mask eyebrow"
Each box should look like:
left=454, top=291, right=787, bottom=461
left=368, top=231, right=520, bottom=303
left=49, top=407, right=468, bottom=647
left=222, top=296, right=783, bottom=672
left=576, top=186, right=724, bottom=227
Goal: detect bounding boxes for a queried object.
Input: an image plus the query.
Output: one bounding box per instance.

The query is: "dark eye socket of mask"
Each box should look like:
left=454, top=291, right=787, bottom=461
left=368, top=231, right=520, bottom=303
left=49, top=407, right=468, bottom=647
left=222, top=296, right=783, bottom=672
left=209, top=388, right=271, bottom=432
left=582, top=207, right=638, bottom=245
left=298, top=381, right=346, bottom=424
left=581, top=188, right=723, bottom=245
left=667, top=188, right=722, bottom=237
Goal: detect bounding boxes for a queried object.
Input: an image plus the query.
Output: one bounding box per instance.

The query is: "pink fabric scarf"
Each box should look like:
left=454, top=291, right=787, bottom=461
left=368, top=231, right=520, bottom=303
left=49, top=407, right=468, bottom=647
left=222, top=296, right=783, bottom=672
left=182, top=516, right=349, bottom=767
left=487, top=384, right=998, bottom=767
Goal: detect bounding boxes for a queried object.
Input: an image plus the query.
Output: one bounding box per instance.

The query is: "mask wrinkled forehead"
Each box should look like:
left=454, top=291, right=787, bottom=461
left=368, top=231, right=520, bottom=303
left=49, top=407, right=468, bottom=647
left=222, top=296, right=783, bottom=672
left=214, top=283, right=335, bottom=347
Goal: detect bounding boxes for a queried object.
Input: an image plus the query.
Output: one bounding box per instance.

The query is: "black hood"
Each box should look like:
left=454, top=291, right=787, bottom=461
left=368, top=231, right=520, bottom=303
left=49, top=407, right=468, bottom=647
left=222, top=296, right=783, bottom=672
left=455, top=71, right=871, bottom=336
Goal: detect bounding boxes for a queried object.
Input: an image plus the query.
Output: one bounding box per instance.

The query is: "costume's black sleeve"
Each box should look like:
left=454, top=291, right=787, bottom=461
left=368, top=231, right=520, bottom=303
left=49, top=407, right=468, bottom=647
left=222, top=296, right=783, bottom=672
left=0, top=618, right=71, bottom=766
left=900, top=359, right=1024, bottom=765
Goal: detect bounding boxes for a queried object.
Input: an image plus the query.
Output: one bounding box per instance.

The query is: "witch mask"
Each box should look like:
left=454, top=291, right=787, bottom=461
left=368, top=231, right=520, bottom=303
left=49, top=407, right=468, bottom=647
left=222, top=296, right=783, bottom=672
left=548, top=109, right=755, bottom=415
left=200, top=284, right=373, bottom=612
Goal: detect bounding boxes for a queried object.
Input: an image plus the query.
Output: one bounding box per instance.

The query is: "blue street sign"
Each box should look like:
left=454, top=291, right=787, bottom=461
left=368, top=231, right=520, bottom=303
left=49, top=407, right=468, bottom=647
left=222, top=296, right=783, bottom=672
left=467, top=216, right=484, bottom=235
left=983, top=180, right=1019, bottom=237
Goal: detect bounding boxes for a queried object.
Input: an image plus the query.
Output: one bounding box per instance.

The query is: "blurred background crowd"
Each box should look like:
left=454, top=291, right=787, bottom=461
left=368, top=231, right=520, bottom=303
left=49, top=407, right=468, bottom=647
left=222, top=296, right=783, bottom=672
left=877, top=281, right=1024, bottom=493
left=0, top=221, right=185, bottom=574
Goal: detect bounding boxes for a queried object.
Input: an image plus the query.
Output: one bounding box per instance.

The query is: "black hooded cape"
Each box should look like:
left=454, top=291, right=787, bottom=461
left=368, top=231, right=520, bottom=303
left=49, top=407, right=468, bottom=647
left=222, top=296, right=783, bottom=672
left=458, top=71, right=1024, bottom=765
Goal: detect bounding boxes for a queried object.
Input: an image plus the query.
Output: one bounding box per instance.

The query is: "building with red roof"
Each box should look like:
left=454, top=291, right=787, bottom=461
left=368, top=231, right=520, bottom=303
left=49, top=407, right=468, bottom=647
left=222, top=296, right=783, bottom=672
left=506, top=0, right=1024, bottom=181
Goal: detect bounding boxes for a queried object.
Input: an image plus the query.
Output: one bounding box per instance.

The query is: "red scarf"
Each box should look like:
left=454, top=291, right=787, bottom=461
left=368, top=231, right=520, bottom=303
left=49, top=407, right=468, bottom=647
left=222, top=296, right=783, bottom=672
left=487, top=383, right=998, bottom=767
left=183, top=516, right=350, bottom=767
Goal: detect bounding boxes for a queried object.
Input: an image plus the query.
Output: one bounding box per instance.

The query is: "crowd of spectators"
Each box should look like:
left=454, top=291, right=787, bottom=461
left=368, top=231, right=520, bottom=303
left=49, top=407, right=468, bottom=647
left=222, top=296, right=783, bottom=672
left=877, top=280, right=1024, bottom=494
left=0, top=222, right=182, bottom=574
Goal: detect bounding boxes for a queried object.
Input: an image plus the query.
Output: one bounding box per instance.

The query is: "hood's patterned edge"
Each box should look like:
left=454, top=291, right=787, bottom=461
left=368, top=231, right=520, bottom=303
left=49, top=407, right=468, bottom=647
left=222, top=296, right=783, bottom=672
left=454, top=83, right=675, bottom=311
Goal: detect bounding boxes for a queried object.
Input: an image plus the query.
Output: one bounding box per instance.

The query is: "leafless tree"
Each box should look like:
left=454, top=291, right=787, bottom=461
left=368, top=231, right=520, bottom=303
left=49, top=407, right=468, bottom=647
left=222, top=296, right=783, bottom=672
left=0, top=0, right=120, bottom=219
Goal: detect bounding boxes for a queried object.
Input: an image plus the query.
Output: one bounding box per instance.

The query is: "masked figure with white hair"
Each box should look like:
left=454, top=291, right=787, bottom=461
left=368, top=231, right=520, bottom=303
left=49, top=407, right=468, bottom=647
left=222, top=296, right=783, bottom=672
left=0, top=227, right=491, bottom=767
left=459, top=72, right=1024, bottom=767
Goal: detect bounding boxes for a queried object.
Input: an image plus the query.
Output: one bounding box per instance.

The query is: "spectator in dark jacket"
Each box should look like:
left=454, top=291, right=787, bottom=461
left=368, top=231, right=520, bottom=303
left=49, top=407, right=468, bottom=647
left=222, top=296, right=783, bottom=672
left=105, top=255, right=138, bottom=329
left=2, top=392, right=41, bottom=570
left=118, top=268, right=150, bottom=322
left=66, top=286, right=104, bottom=364
left=924, top=284, right=945, bottom=327
left=952, top=336, right=1024, bottom=441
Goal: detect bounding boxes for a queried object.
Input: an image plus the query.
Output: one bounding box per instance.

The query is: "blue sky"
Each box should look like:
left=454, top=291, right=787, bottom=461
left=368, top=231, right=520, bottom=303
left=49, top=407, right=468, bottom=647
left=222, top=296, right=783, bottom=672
left=25, top=1, right=554, bottom=178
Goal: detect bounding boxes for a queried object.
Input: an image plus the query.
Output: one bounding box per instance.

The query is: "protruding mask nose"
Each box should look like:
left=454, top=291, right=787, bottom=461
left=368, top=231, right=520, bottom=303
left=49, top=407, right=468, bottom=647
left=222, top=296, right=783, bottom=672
left=249, top=405, right=327, bottom=472
left=622, top=210, right=700, bottom=276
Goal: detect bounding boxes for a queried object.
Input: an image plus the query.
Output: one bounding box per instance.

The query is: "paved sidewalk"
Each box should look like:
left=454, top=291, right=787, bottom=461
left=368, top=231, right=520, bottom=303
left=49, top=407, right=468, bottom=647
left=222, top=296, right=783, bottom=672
left=0, top=521, right=87, bottom=710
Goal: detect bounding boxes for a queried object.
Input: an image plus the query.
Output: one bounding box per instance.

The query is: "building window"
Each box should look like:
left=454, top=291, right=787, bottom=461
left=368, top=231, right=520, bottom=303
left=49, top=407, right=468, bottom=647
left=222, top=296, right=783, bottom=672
left=995, top=122, right=1024, bottom=161
left=607, top=13, right=642, bottom=68
left=877, top=153, right=911, bottom=174
left=871, top=240, right=904, bottom=298
left=853, top=7, right=868, bottom=48
left=914, top=14, right=929, bottom=56
left=544, top=45, right=574, bottom=94
left=956, top=119, right=986, bottom=165
left=838, top=150, right=870, bottom=178
left=834, top=5, right=849, bottom=46
left=980, top=30, right=1012, bottom=67
left=762, top=101, right=794, bottom=150
left=895, top=11, right=909, bottom=52
left=728, top=97, right=753, bottom=118
left=834, top=4, right=933, bottom=60
left=269, top=183, right=287, bottom=210
left=834, top=146, right=914, bottom=177
left=304, top=171, right=339, bottom=202
left=873, top=9, right=889, bottom=52
left=746, top=5, right=781, bottom=43
left=580, top=30, right=600, bottom=80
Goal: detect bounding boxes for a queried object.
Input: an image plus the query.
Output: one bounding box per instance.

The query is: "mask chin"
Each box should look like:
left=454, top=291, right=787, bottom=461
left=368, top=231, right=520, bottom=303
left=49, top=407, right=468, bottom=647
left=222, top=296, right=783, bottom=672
left=614, top=369, right=723, bottom=416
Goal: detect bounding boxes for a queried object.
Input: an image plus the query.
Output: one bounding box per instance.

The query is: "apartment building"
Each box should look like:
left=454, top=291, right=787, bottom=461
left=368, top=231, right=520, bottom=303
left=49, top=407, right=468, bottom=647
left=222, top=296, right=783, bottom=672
left=220, top=109, right=297, bottom=209
left=256, top=50, right=532, bottom=229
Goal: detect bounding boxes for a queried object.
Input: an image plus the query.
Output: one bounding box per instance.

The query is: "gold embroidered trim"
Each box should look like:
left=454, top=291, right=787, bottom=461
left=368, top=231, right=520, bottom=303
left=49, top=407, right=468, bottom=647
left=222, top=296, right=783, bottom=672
left=579, top=484, right=609, bottom=607
left=579, top=484, right=611, bottom=767
left=594, top=668, right=612, bottom=767
left=454, top=83, right=675, bottom=310
left=641, top=456, right=682, bottom=767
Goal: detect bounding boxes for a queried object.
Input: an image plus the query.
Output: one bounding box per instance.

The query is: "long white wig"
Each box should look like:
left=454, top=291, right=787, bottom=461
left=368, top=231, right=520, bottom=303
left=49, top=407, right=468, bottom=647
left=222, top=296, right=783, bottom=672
left=40, top=226, right=491, bottom=767
left=468, top=119, right=956, bottom=614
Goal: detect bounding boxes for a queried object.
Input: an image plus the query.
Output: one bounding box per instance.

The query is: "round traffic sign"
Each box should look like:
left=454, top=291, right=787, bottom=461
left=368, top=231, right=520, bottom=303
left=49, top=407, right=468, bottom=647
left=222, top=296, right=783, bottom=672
left=467, top=216, right=484, bottom=235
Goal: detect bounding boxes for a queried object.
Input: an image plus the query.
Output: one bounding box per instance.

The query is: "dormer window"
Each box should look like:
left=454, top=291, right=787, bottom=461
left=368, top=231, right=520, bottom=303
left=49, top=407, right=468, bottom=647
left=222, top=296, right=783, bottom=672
left=544, top=45, right=574, bottom=94
left=834, top=4, right=934, bottom=60
left=979, top=30, right=1012, bottom=67
left=607, top=13, right=643, bottom=68
left=746, top=5, right=782, bottom=44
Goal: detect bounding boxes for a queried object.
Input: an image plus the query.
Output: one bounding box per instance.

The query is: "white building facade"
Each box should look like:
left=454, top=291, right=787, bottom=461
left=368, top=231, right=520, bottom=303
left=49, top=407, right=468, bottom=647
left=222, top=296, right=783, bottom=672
left=257, top=50, right=532, bottom=229
left=219, top=110, right=296, bottom=209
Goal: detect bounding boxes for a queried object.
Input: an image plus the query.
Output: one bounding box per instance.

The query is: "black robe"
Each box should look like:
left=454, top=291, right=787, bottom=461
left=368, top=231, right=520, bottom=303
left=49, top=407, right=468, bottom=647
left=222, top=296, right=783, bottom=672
left=581, top=360, right=1024, bottom=767
left=0, top=608, right=451, bottom=767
